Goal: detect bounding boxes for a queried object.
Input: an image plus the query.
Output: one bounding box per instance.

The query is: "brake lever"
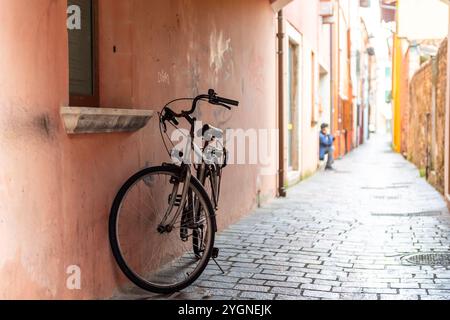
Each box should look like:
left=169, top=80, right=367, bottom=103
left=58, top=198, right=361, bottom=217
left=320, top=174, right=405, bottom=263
left=162, top=108, right=180, bottom=128
left=160, top=117, right=168, bottom=133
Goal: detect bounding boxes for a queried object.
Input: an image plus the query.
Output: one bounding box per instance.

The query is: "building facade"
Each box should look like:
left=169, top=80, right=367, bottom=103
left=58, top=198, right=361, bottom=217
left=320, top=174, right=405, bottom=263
left=0, top=0, right=370, bottom=299
left=0, top=0, right=282, bottom=299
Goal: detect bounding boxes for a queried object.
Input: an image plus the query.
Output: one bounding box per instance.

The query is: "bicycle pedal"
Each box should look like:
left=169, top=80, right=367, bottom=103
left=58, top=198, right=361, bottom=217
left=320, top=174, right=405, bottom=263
left=180, top=227, right=189, bottom=242
left=212, top=247, right=219, bottom=259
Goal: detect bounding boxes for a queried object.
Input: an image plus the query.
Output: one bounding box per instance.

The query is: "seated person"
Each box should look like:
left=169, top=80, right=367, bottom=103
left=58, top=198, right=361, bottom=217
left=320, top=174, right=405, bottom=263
left=319, top=123, right=335, bottom=170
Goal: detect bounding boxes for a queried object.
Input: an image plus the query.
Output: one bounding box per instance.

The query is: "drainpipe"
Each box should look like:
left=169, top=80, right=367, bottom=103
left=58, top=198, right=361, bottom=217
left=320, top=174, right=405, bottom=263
left=329, top=17, right=336, bottom=137
left=277, top=10, right=287, bottom=198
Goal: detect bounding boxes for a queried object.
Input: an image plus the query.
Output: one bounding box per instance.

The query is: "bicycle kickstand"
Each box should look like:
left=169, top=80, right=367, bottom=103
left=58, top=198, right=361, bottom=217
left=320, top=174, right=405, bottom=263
left=212, top=247, right=225, bottom=274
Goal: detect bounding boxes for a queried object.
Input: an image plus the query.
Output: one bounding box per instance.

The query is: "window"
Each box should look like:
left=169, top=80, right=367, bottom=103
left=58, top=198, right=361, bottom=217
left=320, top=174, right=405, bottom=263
left=68, top=0, right=99, bottom=106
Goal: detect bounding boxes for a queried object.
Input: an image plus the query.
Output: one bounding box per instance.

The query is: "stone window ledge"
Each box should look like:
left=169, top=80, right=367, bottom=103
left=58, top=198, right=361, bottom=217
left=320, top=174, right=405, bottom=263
left=61, top=107, right=155, bottom=134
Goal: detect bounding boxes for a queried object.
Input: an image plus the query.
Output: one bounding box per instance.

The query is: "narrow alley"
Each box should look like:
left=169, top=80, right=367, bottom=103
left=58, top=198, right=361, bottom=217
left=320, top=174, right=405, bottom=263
left=130, top=134, right=450, bottom=301
left=3, top=0, right=450, bottom=304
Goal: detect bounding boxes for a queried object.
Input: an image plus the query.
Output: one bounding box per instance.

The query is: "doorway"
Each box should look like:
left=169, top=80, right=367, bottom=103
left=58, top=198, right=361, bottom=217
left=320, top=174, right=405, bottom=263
left=287, top=41, right=300, bottom=173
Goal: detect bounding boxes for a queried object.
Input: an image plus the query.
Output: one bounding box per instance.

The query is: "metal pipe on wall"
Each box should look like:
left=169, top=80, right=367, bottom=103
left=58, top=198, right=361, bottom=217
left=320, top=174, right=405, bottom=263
left=277, top=10, right=287, bottom=198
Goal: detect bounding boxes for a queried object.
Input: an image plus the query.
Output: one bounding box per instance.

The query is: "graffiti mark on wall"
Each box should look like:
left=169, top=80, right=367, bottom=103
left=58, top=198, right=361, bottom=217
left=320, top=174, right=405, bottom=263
left=186, top=46, right=201, bottom=111
left=209, top=29, right=234, bottom=85
left=157, top=70, right=170, bottom=85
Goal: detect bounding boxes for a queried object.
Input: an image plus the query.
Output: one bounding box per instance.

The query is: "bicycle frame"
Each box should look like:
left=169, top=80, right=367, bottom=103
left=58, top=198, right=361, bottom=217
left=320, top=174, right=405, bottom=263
left=158, top=90, right=238, bottom=232
left=158, top=139, right=223, bottom=233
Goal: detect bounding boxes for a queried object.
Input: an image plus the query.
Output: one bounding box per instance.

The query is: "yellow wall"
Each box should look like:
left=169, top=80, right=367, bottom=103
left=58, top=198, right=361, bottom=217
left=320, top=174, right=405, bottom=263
left=392, top=33, right=403, bottom=153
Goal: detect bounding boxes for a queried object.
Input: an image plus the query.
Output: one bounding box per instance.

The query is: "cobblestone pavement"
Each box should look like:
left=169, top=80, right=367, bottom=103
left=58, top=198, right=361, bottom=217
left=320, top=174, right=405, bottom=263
left=130, top=134, right=450, bottom=300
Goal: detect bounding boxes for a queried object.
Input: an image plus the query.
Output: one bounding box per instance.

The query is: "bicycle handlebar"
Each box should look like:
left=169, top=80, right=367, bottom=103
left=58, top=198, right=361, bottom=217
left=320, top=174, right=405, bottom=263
left=216, top=97, right=239, bottom=107
left=161, top=89, right=239, bottom=127
left=208, top=89, right=240, bottom=107
left=186, top=89, right=239, bottom=115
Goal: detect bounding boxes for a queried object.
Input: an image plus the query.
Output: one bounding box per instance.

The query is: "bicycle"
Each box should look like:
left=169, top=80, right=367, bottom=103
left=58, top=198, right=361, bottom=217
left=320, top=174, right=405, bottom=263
left=109, top=89, right=239, bottom=294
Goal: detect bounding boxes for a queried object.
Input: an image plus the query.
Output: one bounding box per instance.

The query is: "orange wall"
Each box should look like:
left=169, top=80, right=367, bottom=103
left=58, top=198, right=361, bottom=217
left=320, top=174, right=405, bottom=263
left=0, top=0, right=278, bottom=299
left=332, top=0, right=351, bottom=158
left=331, top=1, right=341, bottom=156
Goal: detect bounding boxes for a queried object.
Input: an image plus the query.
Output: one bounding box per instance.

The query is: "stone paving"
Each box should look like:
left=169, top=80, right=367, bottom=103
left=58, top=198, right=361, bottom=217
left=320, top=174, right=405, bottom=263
left=130, top=134, right=450, bottom=300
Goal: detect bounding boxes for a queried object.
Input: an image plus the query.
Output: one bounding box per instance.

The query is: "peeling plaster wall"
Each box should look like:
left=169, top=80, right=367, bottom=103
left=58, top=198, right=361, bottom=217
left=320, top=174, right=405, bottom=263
left=0, top=0, right=277, bottom=299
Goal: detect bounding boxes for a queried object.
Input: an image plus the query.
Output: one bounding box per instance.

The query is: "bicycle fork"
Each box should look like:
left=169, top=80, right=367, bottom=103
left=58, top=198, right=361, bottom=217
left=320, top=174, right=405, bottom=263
left=157, top=166, right=192, bottom=234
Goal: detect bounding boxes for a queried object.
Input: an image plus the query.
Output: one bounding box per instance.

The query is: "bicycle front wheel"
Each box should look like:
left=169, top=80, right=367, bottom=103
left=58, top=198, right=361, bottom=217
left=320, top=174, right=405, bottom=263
left=109, top=166, right=216, bottom=294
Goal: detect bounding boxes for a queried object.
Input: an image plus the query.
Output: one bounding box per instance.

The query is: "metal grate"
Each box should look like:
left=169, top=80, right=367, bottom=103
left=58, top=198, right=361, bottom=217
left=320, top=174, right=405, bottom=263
left=402, top=253, right=450, bottom=266
left=386, top=185, right=410, bottom=189
left=362, top=185, right=410, bottom=190
left=371, top=210, right=443, bottom=217
left=373, top=196, right=400, bottom=200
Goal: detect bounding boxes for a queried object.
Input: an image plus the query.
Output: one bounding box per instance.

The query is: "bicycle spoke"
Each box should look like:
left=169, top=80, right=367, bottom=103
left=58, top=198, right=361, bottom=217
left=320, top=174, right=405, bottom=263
left=172, top=217, right=207, bottom=229
left=112, top=168, right=213, bottom=291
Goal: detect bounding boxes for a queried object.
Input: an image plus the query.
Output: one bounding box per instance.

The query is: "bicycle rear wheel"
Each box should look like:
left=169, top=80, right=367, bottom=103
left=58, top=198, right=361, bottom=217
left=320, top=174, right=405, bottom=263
left=109, top=165, right=216, bottom=294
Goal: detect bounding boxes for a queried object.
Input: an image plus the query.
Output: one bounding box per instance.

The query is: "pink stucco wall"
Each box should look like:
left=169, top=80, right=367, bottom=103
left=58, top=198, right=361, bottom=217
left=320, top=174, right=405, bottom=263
left=0, top=0, right=277, bottom=299
left=284, top=0, right=329, bottom=177
left=284, top=0, right=331, bottom=70
left=285, top=0, right=320, bottom=53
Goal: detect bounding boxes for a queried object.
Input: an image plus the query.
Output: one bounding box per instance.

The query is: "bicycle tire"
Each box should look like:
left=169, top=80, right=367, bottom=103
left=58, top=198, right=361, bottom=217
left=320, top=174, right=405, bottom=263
left=109, top=165, right=216, bottom=294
